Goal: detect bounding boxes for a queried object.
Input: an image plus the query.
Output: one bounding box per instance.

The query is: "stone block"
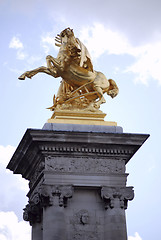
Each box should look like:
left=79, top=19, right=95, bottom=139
left=42, top=122, right=123, bottom=133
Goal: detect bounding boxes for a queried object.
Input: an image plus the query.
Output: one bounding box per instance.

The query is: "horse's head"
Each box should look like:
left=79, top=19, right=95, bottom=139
left=60, top=27, right=74, bottom=38
left=55, top=28, right=76, bottom=47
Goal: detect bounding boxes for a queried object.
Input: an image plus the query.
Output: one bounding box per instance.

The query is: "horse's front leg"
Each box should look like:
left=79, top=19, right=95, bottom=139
left=94, top=96, right=106, bottom=108
left=92, top=84, right=106, bottom=108
left=18, top=66, right=57, bottom=80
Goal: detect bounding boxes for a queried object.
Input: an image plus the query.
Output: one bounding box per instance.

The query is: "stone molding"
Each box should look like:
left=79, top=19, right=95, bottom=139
left=40, top=145, right=134, bottom=156
left=101, top=186, right=134, bottom=209
left=29, top=161, right=45, bottom=189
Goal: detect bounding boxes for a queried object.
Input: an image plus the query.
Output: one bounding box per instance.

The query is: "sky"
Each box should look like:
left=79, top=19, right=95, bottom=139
left=0, top=0, right=161, bottom=239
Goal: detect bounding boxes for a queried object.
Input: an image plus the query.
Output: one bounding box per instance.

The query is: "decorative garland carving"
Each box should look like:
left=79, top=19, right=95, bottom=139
left=45, top=156, right=125, bottom=174
left=101, top=186, right=134, bottom=210
left=28, top=147, right=129, bottom=189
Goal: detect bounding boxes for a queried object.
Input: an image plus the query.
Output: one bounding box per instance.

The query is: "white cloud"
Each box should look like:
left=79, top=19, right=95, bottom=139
left=0, top=211, right=31, bottom=240
left=8, top=67, right=25, bottom=75
left=27, top=55, right=43, bottom=65
left=128, top=232, right=142, bottom=240
left=9, top=37, right=23, bottom=49
left=41, top=33, right=57, bottom=54
left=9, top=36, right=27, bottom=60
left=0, top=145, right=29, bottom=192
left=16, top=51, right=26, bottom=60
left=125, top=41, right=161, bottom=85
left=0, top=145, right=15, bottom=166
left=79, top=23, right=161, bottom=85
left=79, top=23, right=130, bottom=58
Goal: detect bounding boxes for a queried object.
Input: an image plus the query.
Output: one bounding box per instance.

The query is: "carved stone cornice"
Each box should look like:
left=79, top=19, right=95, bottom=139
left=40, top=145, right=134, bottom=157
left=7, top=128, right=150, bottom=182
left=101, top=186, right=134, bottom=210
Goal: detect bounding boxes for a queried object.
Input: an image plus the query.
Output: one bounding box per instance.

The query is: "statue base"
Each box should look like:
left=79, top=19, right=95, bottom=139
left=7, top=123, right=149, bottom=240
left=48, top=110, right=117, bottom=126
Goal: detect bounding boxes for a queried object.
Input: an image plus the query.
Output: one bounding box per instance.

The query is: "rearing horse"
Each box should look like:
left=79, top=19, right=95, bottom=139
left=19, top=28, right=119, bottom=109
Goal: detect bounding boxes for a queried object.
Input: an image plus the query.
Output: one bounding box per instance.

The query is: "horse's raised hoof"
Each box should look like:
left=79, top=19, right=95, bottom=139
left=18, top=71, right=32, bottom=80
left=18, top=74, right=25, bottom=80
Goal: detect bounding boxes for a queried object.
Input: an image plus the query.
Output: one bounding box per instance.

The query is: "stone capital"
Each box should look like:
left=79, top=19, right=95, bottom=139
left=40, top=184, right=73, bottom=207
left=23, top=202, right=42, bottom=226
left=101, top=186, right=134, bottom=209
left=23, top=184, right=73, bottom=225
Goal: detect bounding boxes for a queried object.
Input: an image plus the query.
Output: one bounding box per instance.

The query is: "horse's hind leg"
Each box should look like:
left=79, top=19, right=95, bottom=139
left=18, top=66, right=53, bottom=80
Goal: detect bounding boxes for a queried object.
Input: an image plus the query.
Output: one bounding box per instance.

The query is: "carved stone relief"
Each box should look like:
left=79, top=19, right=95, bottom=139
left=45, top=156, right=125, bottom=175
left=70, top=209, right=99, bottom=240
left=73, top=209, right=90, bottom=225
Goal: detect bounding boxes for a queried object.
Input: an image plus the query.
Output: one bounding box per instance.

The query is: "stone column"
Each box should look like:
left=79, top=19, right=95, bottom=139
left=23, top=194, right=42, bottom=240
left=41, top=185, right=73, bottom=240
left=102, top=186, right=134, bottom=240
left=7, top=123, right=149, bottom=240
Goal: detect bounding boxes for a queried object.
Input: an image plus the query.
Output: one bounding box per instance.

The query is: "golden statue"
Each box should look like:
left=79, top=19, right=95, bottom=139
left=19, top=28, right=119, bottom=124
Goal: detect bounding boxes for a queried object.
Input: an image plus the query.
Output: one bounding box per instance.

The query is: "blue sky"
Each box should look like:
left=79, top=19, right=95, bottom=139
left=0, top=0, right=161, bottom=239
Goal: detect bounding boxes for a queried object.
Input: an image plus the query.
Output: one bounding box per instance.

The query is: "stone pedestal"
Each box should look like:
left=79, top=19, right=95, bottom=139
left=7, top=123, right=149, bottom=240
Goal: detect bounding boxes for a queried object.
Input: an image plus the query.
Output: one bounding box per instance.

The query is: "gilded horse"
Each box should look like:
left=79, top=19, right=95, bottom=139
left=19, top=28, right=119, bottom=110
